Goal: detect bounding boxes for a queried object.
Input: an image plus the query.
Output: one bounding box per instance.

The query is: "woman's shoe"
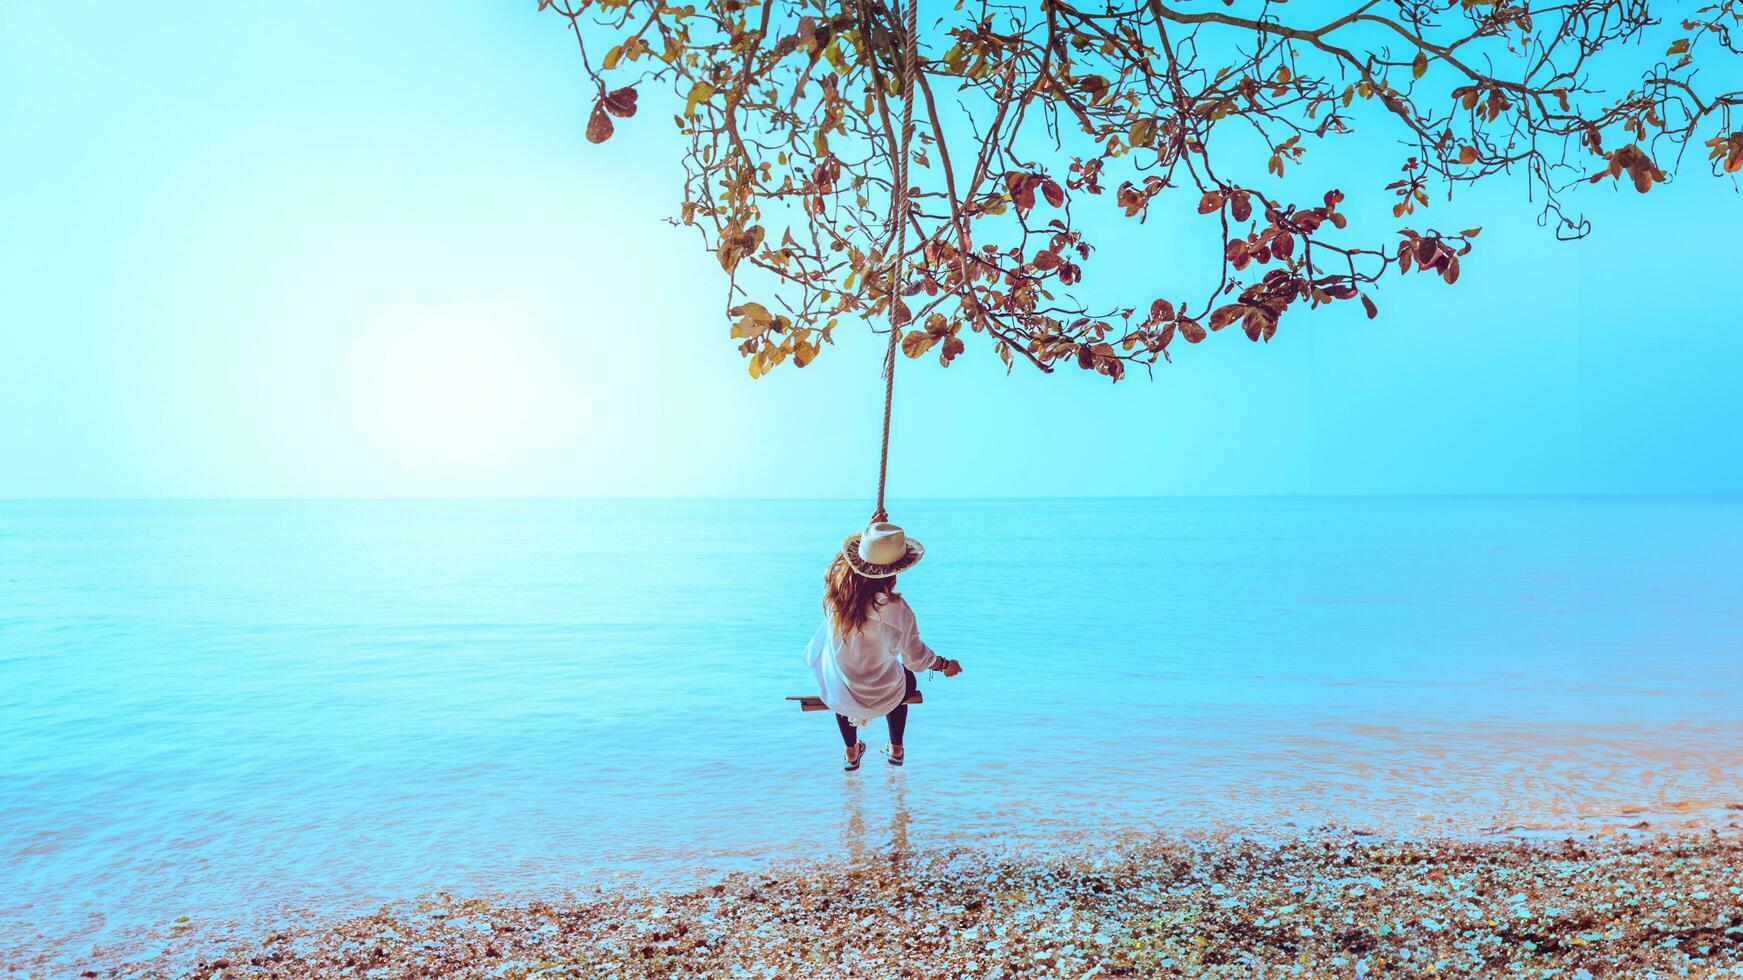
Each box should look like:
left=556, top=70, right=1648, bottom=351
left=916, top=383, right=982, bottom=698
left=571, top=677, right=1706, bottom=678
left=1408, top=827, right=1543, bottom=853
left=843, top=741, right=866, bottom=771
left=884, top=745, right=905, bottom=767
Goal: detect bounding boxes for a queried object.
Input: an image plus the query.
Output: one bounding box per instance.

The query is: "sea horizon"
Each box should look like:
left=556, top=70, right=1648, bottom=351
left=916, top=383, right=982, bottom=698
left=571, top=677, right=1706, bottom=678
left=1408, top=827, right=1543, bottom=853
left=7, top=491, right=1742, bottom=502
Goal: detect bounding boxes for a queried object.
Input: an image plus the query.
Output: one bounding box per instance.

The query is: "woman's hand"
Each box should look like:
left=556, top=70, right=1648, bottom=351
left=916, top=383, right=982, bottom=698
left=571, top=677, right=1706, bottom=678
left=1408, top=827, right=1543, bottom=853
left=939, top=658, right=962, bottom=677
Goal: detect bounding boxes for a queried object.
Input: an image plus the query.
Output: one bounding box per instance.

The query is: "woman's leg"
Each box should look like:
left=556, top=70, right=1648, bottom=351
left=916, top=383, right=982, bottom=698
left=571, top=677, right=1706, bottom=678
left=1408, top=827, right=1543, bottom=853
left=834, top=713, right=858, bottom=747
left=885, top=669, right=918, bottom=747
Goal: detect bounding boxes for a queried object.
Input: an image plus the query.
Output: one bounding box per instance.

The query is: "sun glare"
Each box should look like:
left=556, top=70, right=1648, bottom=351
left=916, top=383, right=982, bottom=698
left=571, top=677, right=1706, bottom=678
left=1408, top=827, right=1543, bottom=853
left=359, top=324, right=543, bottom=473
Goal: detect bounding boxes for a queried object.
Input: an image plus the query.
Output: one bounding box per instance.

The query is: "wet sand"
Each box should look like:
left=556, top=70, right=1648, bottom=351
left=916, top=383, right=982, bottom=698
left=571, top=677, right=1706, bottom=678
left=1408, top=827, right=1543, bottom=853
left=82, top=827, right=1743, bottom=978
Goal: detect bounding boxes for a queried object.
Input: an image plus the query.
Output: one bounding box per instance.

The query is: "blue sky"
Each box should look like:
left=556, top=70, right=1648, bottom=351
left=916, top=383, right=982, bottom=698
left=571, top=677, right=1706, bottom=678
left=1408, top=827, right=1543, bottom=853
left=1, top=2, right=1738, bottom=498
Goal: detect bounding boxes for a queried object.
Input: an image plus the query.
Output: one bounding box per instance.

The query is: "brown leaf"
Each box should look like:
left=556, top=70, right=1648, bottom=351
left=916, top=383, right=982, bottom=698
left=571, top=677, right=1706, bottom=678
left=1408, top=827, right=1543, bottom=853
left=1180, top=320, right=1207, bottom=343
left=1076, top=74, right=1110, bottom=102
left=1241, top=310, right=1267, bottom=341
left=585, top=104, right=614, bottom=144
left=602, top=86, right=639, bottom=118
left=900, top=330, right=936, bottom=358
left=1360, top=294, right=1378, bottom=319
left=1040, top=179, right=1064, bottom=208
left=938, top=335, right=965, bottom=366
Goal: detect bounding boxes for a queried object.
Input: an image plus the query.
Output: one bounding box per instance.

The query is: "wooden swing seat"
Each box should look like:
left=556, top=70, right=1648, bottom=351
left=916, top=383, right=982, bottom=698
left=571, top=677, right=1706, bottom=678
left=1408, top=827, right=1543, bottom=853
left=786, top=691, right=923, bottom=712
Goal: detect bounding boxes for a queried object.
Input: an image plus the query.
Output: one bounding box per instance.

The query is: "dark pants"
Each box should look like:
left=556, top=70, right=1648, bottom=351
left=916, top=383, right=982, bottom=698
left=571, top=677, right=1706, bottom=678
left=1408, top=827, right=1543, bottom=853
left=836, top=668, right=917, bottom=748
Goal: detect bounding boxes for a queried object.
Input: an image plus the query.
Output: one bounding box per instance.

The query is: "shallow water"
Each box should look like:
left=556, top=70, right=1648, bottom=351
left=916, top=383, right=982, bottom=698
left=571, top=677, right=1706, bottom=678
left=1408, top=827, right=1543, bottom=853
left=2, top=497, right=1740, bottom=966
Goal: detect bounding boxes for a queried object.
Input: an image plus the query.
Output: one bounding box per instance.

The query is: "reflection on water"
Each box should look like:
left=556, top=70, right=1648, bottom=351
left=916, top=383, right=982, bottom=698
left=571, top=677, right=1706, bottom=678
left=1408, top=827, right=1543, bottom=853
left=841, top=771, right=910, bottom=862
left=1, top=497, right=1740, bottom=965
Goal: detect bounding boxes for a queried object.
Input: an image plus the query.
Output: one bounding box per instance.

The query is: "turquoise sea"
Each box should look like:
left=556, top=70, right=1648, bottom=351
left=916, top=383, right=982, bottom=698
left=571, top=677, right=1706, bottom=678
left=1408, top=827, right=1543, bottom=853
left=2, top=497, right=1740, bottom=970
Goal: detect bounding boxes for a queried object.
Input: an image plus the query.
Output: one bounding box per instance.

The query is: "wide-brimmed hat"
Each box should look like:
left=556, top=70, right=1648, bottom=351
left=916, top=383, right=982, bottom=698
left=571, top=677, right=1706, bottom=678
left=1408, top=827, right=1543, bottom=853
left=841, top=521, right=924, bottom=578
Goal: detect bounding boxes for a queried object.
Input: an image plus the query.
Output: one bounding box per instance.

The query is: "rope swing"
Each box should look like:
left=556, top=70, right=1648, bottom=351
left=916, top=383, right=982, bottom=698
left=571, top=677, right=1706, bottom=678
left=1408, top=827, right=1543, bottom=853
left=871, top=0, right=919, bottom=525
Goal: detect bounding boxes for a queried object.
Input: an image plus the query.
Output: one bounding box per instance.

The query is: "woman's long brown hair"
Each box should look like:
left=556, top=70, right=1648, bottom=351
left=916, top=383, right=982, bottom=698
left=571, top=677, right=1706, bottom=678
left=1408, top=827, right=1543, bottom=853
left=823, top=552, right=897, bottom=636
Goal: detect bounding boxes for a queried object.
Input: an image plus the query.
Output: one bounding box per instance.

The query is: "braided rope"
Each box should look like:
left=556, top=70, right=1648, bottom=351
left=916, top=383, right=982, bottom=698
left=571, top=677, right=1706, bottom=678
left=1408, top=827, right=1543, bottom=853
left=872, top=0, right=918, bottom=525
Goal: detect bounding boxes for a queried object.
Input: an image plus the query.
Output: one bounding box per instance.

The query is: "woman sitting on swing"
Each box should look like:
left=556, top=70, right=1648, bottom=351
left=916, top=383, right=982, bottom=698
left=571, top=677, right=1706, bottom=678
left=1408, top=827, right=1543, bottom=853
left=804, top=521, right=963, bottom=770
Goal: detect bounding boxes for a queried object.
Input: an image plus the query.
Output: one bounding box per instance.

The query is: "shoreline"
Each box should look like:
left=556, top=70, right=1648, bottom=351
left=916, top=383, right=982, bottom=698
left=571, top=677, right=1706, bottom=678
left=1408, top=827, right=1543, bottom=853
left=82, top=829, right=1742, bottom=978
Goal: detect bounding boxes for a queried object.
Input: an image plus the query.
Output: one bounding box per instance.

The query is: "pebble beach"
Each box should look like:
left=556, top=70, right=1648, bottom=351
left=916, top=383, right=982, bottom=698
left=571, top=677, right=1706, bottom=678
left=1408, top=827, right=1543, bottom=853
left=76, top=825, right=1743, bottom=978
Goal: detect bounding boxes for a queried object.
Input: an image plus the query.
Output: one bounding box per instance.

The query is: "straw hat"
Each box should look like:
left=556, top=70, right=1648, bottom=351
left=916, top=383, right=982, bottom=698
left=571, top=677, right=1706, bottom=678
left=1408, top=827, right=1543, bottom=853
left=841, top=521, right=924, bottom=578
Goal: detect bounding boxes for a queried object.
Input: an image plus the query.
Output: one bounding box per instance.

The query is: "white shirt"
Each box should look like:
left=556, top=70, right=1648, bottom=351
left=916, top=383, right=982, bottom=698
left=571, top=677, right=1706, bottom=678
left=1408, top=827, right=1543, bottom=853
left=804, top=594, right=941, bottom=724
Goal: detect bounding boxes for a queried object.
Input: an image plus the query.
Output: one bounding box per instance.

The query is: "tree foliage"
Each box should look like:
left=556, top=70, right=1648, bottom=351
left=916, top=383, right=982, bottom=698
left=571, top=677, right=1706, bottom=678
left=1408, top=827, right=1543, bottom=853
left=544, top=0, right=1743, bottom=381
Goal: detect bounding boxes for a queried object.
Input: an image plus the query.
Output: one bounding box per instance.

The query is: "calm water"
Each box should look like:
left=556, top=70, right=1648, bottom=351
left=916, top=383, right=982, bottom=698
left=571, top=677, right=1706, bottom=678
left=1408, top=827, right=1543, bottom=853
left=2, top=497, right=1740, bottom=967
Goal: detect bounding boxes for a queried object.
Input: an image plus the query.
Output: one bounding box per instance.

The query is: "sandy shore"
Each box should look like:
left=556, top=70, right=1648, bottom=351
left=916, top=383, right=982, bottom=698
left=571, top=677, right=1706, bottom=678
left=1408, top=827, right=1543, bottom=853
left=86, top=829, right=1743, bottom=978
